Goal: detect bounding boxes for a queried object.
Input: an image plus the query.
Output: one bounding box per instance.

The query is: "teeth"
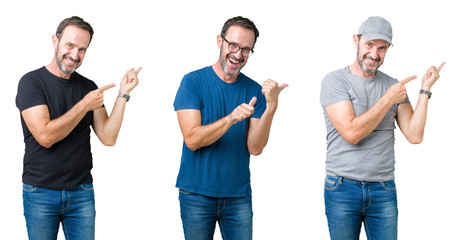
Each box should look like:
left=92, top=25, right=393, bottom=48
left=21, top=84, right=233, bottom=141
left=229, top=58, right=239, bottom=64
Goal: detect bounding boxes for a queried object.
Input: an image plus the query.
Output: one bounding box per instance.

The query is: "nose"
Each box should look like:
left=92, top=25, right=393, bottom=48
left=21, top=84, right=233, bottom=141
left=369, top=47, right=379, bottom=59
left=69, top=48, right=79, bottom=60
left=233, top=48, right=244, bottom=59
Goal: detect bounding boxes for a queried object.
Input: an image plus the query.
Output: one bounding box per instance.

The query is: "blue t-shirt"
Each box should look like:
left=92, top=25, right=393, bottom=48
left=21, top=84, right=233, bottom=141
left=174, top=66, right=266, bottom=197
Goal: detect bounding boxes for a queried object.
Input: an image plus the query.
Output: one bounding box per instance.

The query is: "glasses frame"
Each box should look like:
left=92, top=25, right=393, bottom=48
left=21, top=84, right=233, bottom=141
left=220, top=35, right=254, bottom=57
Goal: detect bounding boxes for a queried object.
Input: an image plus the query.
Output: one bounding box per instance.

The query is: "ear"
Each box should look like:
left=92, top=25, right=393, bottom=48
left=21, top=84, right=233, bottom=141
left=52, top=35, right=59, bottom=49
left=217, top=34, right=223, bottom=48
left=353, top=34, right=359, bottom=48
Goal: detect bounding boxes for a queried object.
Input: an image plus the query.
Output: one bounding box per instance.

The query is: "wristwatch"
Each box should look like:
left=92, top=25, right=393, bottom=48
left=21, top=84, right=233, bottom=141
left=419, top=89, right=432, bottom=99
left=118, top=92, right=130, bottom=102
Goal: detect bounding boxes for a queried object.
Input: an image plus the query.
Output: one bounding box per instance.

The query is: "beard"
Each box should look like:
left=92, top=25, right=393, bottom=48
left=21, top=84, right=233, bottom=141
left=219, top=45, right=245, bottom=77
left=356, top=47, right=383, bottom=75
left=55, top=48, right=81, bottom=76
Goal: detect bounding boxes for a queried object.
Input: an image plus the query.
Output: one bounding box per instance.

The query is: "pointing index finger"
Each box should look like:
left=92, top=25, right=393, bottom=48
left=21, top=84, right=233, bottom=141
left=400, top=75, right=417, bottom=85
left=99, top=83, right=116, bottom=92
left=436, top=62, right=445, bottom=73
left=135, top=67, right=143, bottom=74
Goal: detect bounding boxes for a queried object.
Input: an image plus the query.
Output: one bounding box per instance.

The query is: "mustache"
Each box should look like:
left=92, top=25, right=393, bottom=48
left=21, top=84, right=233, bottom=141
left=64, top=54, right=81, bottom=63
left=227, top=54, right=244, bottom=63
left=364, top=54, right=380, bottom=62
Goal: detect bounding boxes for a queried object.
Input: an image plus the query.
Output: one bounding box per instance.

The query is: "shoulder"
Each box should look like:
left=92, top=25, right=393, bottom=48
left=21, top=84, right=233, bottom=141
left=322, top=67, right=351, bottom=87
left=324, top=67, right=348, bottom=80
left=18, top=67, right=47, bottom=87
left=184, top=66, right=210, bottom=79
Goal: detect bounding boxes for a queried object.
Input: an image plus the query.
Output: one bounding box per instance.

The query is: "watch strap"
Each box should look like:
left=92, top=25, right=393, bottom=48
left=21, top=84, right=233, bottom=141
left=419, top=89, right=432, bottom=99
left=118, top=92, right=130, bottom=102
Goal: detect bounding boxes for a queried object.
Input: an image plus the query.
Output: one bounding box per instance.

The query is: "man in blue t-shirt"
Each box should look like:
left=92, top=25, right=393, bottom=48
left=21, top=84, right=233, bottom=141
left=16, top=16, right=141, bottom=240
left=320, top=16, right=444, bottom=240
left=174, top=16, right=287, bottom=240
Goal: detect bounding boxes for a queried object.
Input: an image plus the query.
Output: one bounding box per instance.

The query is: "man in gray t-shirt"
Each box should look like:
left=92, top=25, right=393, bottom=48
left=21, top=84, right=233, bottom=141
left=320, top=16, right=444, bottom=240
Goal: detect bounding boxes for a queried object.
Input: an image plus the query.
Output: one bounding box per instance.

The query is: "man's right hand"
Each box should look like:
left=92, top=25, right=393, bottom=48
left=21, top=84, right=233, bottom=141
left=228, top=97, right=257, bottom=124
left=83, top=83, right=116, bottom=111
left=385, top=75, right=417, bottom=105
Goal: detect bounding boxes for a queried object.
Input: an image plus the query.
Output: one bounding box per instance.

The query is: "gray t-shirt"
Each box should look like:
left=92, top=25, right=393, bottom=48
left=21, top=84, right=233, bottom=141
left=320, top=67, right=410, bottom=182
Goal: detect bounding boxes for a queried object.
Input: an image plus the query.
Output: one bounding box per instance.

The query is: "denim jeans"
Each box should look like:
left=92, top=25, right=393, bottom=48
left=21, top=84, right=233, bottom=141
left=179, top=189, right=253, bottom=240
left=324, top=176, right=398, bottom=240
left=23, top=183, right=96, bottom=240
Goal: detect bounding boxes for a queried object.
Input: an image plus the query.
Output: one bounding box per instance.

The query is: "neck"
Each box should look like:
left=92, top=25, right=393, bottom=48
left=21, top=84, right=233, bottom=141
left=46, top=58, right=71, bottom=79
left=349, top=60, right=376, bottom=78
left=212, top=61, right=238, bottom=83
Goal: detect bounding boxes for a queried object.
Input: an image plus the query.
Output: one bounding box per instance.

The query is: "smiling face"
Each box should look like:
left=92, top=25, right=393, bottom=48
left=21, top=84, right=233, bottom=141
left=354, top=35, right=390, bottom=77
left=52, top=25, right=91, bottom=78
left=216, top=25, right=255, bottom=81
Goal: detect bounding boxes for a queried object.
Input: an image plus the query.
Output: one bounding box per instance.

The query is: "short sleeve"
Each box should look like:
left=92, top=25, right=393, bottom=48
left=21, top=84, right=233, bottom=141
left=16, top=73, right=46, bottom=112
left=320, top=72, right=351, bottom=109
left=251, top=87, right=266, bottom=119
left=174, top=74, right=201, bottom=111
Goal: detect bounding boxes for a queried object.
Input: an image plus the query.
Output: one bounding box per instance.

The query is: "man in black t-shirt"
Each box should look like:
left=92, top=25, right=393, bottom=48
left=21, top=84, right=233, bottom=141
left=16, top=16, right=141, bottom=240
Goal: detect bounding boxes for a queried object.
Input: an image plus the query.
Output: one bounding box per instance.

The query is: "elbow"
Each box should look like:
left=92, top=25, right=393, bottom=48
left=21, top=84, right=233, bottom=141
left=37, top=135, right=55, bottom=149
left=249, top=149, right=263, bottom=156
left=101, top=138, right=117, bottom=146
left=407, top=136, right=423, bottom=145
left=184, top=138, right=199, bottom=151
left=248, top=144, right=264, bottom=156
left=342, top=132, right=361, bottom=145
left=102, top=141, right=116, bottom=146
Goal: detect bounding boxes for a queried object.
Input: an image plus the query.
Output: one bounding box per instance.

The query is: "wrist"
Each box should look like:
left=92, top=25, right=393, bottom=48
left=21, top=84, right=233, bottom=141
left=419, top=89, right=432, bottom=99
left=266, top=104, right=278, bottom=113
left=119, top=88, right=131, bottom=95
left=420, top=84, right=432, bottom=91
left=226, top=114, right=237, bottom=125
left=117, top=92, right=130, bottom=102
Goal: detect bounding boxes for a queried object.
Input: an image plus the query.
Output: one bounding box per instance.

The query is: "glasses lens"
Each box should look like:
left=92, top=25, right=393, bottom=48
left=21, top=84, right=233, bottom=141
left=228, top=42, right=240, bottom=53
left=241, top=49, right=252, bottom=57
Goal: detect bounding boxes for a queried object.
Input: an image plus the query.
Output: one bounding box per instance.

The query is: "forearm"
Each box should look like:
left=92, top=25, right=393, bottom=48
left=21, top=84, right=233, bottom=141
left=402, top=94, right=429, bottom=143
left=98, top=97, right=128, bottom=145
left=184, top=116, right=234, bottom=151
left=247, top=107, right=276, bottom=155
left=34, top=101, right=88, bottom=148
left=345, top=96, right=394, bottom=144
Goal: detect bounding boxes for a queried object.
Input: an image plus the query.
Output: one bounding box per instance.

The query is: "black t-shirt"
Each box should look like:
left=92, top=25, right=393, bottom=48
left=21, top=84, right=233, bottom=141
left=16, top=67, right=98, bottom=190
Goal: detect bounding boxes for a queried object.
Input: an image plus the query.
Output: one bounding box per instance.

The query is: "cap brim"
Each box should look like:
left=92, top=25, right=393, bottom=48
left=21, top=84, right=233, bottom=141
left=362, top=33, right=393, bottom=46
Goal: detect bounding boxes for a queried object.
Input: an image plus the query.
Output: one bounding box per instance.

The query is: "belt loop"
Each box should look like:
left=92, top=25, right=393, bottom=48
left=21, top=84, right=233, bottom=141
left=338, top=176, right=343, bottom=184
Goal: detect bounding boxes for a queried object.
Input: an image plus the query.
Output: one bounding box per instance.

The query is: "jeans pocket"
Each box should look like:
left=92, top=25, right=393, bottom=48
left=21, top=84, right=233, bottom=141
left=324, top=176, right=342, bottom=191
left=80, top=183, right=94, bottom=191
left=23, top=183, right=37, bottom=192
left=380, top=180, right=396, bottom=191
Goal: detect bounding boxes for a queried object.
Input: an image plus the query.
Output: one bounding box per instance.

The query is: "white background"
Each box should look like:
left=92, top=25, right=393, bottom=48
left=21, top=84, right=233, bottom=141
left=1, top=0, right=460, bottom=239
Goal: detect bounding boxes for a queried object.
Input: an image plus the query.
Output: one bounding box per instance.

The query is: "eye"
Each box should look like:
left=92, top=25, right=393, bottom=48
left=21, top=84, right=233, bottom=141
left=378, top=46, right=387, bottom=51
left=79, top=48, right=87, bottom=53
left=241, top=47, right=252, bottom=53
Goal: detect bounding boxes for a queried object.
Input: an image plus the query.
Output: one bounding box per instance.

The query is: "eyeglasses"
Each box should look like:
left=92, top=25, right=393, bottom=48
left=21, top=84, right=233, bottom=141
left=221, top=35, right=254, bottom=57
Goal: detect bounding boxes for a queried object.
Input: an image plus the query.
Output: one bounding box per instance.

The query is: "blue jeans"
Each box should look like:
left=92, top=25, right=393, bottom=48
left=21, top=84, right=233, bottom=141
left=324, top=176, right=398, bottom=240
left=23, top=183, right=96, bottom=240
left=179, top=189, right=253, bottom=240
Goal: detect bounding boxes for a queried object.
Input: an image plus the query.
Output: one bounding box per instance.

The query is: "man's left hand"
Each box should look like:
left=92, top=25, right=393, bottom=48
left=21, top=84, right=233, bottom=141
left=120, top=67, right=142, bottom=94
left=421, top=62, right=445, bottom=91
left=261, top=79, right=288, bottom=110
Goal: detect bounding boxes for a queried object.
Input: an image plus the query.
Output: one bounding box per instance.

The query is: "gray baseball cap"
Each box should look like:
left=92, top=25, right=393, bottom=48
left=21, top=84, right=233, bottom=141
left=357, top=16, right=393, bottom=46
